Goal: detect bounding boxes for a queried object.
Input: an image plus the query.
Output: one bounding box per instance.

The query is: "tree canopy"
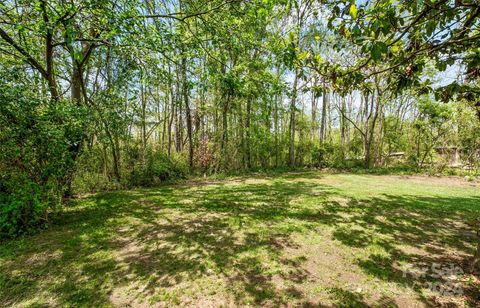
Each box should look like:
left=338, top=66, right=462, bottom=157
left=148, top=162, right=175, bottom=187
left=1, top=0, right=479, bottom=236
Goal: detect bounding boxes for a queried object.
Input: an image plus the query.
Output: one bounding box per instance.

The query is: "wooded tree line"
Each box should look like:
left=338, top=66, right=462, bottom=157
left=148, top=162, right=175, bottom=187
left=1, top=0, right=479, bottom=236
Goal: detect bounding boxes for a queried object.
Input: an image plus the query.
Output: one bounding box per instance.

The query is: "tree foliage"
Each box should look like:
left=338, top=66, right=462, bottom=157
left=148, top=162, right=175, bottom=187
left=0, top=0, right=479, bottom=237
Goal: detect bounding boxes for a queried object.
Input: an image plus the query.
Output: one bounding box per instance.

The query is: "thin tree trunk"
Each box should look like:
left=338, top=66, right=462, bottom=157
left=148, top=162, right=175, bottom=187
left=320, top=80, right=327, bottom=145
left=311, top=77, right=317, bottom=142
left=289, top=69, right=298, bottom=167
left=340, top=96, right=346, bottom=149
left=168, top=68, right=175, bottom=156
left=141, top=83, right=147, bottom=163
left=181, top=56, right=194, bottom=169
left=246, top=96, right=252, bottom=170
left=365, top=89, right=380, bottom=168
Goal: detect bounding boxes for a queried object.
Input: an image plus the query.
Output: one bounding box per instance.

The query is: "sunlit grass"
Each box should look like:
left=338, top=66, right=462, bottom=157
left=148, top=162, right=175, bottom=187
left=1, top=172, right=479, bottom=306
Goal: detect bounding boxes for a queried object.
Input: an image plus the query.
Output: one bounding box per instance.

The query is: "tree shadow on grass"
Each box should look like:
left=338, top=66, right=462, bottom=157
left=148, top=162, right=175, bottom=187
left=323, top=194, right=480, bottom=306
left=0, top=176, right=479, bottom=306
left=0, top=180, right=336, bottom=306
left=110, top=180, right=338, bottom=305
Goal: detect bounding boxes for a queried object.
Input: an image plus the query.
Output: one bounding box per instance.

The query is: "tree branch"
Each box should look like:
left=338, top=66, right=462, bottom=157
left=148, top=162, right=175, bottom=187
left=142, top=0, right=240, bottom=22
left=0, top=27, right=48, bottom=78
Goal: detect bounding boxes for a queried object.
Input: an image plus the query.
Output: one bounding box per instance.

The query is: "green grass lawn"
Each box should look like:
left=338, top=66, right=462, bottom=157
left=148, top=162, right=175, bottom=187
left=1, top=172, right=480, bottom=307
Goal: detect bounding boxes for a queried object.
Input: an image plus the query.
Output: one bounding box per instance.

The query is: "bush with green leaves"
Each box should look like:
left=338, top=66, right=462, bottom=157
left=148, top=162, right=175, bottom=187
left=0, top=79, right=87, bottom=237
left=127, top=150, right=188, bottom=187
left=311, top=142, right=351, bottom=168
left=71, top=146, right=123, bottom=193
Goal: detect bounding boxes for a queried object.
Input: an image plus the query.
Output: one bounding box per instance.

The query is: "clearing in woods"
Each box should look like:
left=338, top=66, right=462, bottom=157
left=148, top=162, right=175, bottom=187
left=1, top=172, right=479, bottom=307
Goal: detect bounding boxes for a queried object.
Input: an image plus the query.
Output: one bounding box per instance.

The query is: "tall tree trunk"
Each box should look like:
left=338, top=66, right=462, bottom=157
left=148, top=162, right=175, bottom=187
left=104, top=126, right=121, bottom=182
left=42, top=0, right=60, bottom=102
left=141, top=83, right=147, bottom=163
left=340, top=96, right=347, bottom=149
left=71, top=65, right=83, bottom=104
left=365, top=89, right=380, bottom=168
left=182, top=56, right=194, bottom=169
left=311, top=80, right=317, bottom=142
left=222, top=93, right=229, bottom=168
left=175, top=72, right=183, bottom=153
left=289, top=69, right=298, bottom=167
left=167, top=67, right=175, bottom=156
left=220, top=64, right=229, bottom=169
left=162, top=86, right=168, bottom=151
left=320, top=80, right=328, bottom=145
left=246, top=96, right=252, bottom=170
left=376, top=100, right=385, bottom=165
left=274, top=66, right=281, bottom=168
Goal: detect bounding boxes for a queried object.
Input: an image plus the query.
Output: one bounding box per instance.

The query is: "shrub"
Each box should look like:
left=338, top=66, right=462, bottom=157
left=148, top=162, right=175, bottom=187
left=312, top=143, right=346, bottom=168
left=71, top=147, right=123, bottom=193
left=0, top=175, right=58, bottom=237
left=127, top=151, right=188, bottom=187
left=0, top=79, right=86, bottom=238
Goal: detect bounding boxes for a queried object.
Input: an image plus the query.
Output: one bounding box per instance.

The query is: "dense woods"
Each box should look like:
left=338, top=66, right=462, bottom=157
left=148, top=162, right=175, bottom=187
left=1, top=0, right=479, bottom=237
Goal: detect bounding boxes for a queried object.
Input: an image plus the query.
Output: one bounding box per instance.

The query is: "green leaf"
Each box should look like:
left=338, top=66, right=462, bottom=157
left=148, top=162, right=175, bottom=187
left=349, top=4, right=358, bottom=19
left=371, top=42, right=387, bottom=61
left=391, top=44, right=400, bottom=55
left=352, top=25, right=361, bottom=37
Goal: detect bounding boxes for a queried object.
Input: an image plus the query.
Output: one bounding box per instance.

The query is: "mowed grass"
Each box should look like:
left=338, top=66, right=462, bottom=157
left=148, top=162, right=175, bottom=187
left=1, top=172, right=480, bottom=307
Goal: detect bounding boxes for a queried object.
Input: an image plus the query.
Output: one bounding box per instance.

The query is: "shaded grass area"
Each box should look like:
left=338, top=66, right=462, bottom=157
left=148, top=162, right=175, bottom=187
left=1, top=172, right=479, bottom=307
